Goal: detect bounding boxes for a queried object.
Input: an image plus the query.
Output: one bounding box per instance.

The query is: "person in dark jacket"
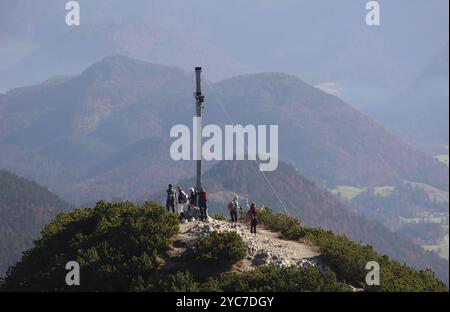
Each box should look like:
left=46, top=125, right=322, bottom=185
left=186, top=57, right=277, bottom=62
left=248, top=203, right=258, bottom=234
left=228, top=195, right=239, bottom=228
left=197, top=187, right=208, bottom=221
left=166, top=184, right=175, bottom=213
left=176, top=186, right=188, bottom=216
left=188, top=188, right=197, bottom=208
left=188, top=187, right=197, bottom=216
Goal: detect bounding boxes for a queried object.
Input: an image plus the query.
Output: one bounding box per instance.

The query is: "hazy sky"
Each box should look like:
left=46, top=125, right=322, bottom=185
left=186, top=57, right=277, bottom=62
left=0, top=0, right=448, bottom=105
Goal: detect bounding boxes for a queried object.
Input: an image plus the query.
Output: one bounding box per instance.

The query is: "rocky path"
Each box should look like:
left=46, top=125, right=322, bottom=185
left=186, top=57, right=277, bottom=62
left=175, top=218, right=321, bottom=271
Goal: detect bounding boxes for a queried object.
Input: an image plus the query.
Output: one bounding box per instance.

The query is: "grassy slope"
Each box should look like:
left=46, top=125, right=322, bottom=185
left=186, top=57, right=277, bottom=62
left=403, top=180, right=449, bottom=204
left=331, top=185, right=394, bottom=200
left=434, top=155, right=449, bottom=166
left=423, top=234, right=449, bottom=261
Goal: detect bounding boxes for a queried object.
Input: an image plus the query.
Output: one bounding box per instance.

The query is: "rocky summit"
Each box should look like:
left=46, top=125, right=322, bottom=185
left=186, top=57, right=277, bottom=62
left=178, top=218, right=320, bottom=271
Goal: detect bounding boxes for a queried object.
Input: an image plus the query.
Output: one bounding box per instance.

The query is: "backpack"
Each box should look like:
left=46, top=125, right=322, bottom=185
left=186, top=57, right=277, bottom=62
left=189, top=191, right=197, bottom=204
left=178, top=191, right=188, bottom=203
left=200, top=192, right=208, bottom=202
left=228, top=200, right=238, bottom=211
left=248, top=209, right=257, bottom=221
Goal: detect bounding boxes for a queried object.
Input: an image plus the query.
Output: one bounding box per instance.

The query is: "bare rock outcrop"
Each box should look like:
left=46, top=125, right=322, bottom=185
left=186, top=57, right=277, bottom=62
left=178, top=218, right=320, bottom=271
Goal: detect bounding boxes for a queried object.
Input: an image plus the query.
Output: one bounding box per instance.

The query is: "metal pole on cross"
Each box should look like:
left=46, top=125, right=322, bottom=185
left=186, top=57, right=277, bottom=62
left=194, top=67, right=205, bottom=197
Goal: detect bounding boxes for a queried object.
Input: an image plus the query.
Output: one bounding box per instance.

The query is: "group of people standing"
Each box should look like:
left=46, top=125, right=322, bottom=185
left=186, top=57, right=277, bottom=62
left=165, top=184, right=208, bottom=221
left=227, top=195, right=260, bottom=234
left=165, top=185, right=261, bottom=234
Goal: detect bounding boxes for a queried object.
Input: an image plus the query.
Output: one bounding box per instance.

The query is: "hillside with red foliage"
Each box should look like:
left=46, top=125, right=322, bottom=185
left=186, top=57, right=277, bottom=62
left=0, top=55, right=447, bottom=205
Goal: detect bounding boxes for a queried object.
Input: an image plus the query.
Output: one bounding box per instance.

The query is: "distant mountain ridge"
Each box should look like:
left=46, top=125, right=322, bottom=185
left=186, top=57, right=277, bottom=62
left=206, top=72, right=448, bottom=189
left=0, top=55, right=447, bottom=205
left=0, top=18, right=250, bottom=90
left=368, top=45, right=449, bottom=145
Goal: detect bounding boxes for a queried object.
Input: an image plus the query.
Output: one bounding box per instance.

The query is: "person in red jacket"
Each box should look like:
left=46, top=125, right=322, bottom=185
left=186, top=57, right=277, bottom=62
left=198, top=187, right=208, bottom=221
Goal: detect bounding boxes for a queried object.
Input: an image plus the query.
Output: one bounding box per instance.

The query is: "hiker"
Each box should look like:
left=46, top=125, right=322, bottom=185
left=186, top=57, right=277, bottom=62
left=248, top=203, right=259, bottom=234
left=198, top=187, right=208, bottom=221
left=176, top=186, right=188, bottom=216
left=188, top=187, right=197, bottom=214
left=228, top=195, right=239, bottom=228
left=166, top=184, right=175, bottom=213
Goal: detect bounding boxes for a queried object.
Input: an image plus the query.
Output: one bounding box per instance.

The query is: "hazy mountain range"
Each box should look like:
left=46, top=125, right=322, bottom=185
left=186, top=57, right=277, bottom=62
left=0, top=1, right=448, bottom=148
left=0, top=17, right=250, bottom=89
left=0, top=1, right=448, bottom=286
left=367, top=45, right=449, bottom=146
left=0, top=55, right=447, bottom=205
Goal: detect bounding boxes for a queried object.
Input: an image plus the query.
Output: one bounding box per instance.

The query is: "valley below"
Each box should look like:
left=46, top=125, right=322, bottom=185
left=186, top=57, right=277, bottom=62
left=331, top=179, right=449, bottom=261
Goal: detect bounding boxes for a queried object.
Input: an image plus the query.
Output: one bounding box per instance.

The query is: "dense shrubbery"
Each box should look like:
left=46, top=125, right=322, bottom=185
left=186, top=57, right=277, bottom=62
left=258, top=209, right=448, bottom=292
left=153, top=271, right=200, bottom=292
left=211, top=214, right=226, bottom=221
left=258, top=209, right=306, bottom=240
left=0, top=201, right=179, bottom=291
left=185, top=231, right=246, bottom=265
left=203, top=265, right=350, bottom=292
left=148, top=265, right=351, bottom=292
left=2, top=201, right=446, bottom=292
left=202, top=161, right=449, bottom=285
